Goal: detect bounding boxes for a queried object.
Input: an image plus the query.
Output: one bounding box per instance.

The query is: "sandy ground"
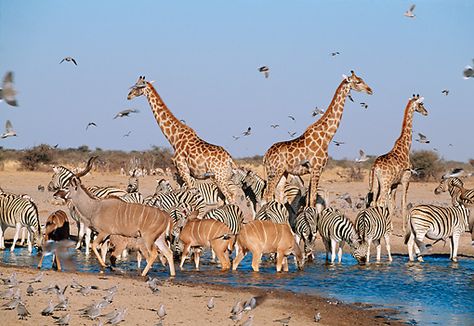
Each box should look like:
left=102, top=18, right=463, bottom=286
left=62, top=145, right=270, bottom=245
left=0, top=170, right=473, bottom=325
left=0, top=265, right=402, bottom=326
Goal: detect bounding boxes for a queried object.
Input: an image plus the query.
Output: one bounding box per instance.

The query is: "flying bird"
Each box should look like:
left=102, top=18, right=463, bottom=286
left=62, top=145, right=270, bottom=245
left=60, top=57, right=77, bottom=65
left=242, top=127, right=252, bottom=136
left=360, top=102, right=368, bottom=109
left=123, top=131, right=132, bottom=137
left=258, top=66, right=270, bottom=78
left=404, top=4, right=416, bottom=18
left=288, top=131, right=297, bottom=137
left=113, top=108, right=139, bottom=119
left=232, top=135, right=240, bottom=141
left=1, top=120, right=17, bottom=138
left=0, top=71, right=18, bottom=106
left=441, top=89, right=449, bottom=96
left=443, top=168, right=464, bottom=179
left=180, top=119, right=186, bottom=124
left=355, top=149, right=369, bottom=163
left=288, top=115, right=295, bottom=121
left=333, top=140, right=345, bottom=146
left=330, top=52, right=340, bottom=57
left=270, top=124, right=279, bottom=128
left=86, top=122, right=97, bottom=130
left=415, top=132, right=430, bottom=144
left=312, top=107, right=324, bottom=117
left=347, top=94, right=354, bottom=102
left=463, top=60, right=474, bottom=79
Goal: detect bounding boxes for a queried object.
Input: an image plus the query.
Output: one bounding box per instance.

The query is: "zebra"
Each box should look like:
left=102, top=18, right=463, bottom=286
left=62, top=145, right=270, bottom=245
left=126, top=175, right=139, bottom=193
left=147, top=188, right=206, bottom=218
left=193, top=182, right=225, bottom=206
left=293, top=207, right=319, bottom=261
left=116, top=192, right=144, bottom=204
left=255, top=200, right=290, bottom=224
left=0, top=193, right=41, bottom=253
left=204, top=204, right=244, bottom=234
left=317, top=207, right=367, bottom=263
left=47, top=156, right=97, bottom=191
left=434, top=177, right=474, bottom=206
left=405, top=204, right=470, bottom=262
left=355, top=206, right=392, bottom=263
left=155, top=179, right=174, bottom=195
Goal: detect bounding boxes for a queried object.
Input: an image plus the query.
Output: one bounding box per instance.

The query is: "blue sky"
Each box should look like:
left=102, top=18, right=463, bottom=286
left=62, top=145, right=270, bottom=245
left=0, top=0, right=473, bottom=161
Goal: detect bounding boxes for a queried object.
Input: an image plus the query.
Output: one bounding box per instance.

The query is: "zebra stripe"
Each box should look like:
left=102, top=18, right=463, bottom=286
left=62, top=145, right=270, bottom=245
left=405, top=204, right=470, bottom=262
left=318, top=207, right=366, bottom=263
left=116, top=192, right=144, bottom=204
left=255, top=200, right=289, bottom=224
left=434, top=177, right=474, bottom=206
left=194, top=182, right=225, bottom=206
left=355, top=206, right=392, bottom=262
left=48, top=166, right=75, bottom=191
left=0, top=193, right=41, bottom=253
left=293, top=207, right=319, bottom=260
left=88, top=186, right=128, bottom=198
left=127, top=176, right=139, bottom=193
left=155, top=179, right=174, bottom=195
left=148, top=188, right=206, bottom=217
left=204, top=204, right=244, bottom=234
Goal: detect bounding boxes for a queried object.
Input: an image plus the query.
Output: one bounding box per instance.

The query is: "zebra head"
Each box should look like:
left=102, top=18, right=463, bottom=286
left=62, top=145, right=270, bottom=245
left=435, top=177, right=463, bottom=194
left=350, top=240, right=368, bottom=264
left=127, top=175, right=139, bottom=193
left=127, top=76, right=148, bottom=100
left=47, top=156, right=97, bottom=191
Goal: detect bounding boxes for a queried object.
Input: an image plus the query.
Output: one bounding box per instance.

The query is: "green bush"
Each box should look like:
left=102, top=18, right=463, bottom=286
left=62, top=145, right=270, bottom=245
left=20, top=144, right=54, bottom=171
left=410, top=150, right=443, bottom=181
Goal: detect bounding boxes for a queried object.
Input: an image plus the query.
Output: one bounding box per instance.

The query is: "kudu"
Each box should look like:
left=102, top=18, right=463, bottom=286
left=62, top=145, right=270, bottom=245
left=38, top=210, right=70, bottom=271
left=232, top=220, right=303, bottom=272
left=66, top=177, right=175, bottom=276
left=179, top=211, right=234, bottom=270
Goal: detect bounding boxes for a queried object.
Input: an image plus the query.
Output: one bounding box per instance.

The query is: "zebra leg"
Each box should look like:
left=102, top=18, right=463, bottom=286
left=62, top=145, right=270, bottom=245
left=451, top=235, right=460, bottom=262
left=19, top=227, right=26, bottom=246
left=251, top=251, right=262, bottom=272
left=337, top=241, right=344, bottom=263
left=384, top=234, right=392, bottom=262
left=0, top=224, right=5, bottom=249
left=322, top=239, right=331, bottom=262
left=407, top=233, right=415, bottom=261
left=374, top=239, right=382, bottom=262
left=275, top=174, right=287, bottom=203
left=84, top=227, right=92, bottom=256
left=10, top=223, right=22, bottom=252
left=263, top=168, right=285, bottom=203
left=330, top=239, right=338, bottom=264
left=137, top=251, right=142, bottom=270
left=366, top=238, right=372, bottom=263
left=27, top=227, right=33, bottom=253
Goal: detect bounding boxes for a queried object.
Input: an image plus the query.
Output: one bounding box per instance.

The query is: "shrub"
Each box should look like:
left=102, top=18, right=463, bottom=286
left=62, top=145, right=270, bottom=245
left=20, top=144, right=54, bottom=171
left=410, top=150, right=443, bottom=181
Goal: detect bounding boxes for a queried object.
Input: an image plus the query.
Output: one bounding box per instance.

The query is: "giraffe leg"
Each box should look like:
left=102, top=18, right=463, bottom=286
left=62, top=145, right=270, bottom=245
left=400, top=171, right=411, bottom=233
left=275, top=174, right=287, bottom=203
left=264, top=168, right=285, bottom=203
left=214, top=173, right=236, bottom=204
left=174, top=158, right=195, bottom=189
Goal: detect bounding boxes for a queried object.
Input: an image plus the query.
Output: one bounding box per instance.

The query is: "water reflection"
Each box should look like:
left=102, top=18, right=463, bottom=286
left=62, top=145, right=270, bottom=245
left=1, top=247, right=473, bottom=325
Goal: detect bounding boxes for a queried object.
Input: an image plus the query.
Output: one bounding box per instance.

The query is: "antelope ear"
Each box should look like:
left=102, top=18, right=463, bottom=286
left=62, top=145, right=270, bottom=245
left=342, top=74, right=349, bottom=82
left=70, top=177, right=80, bottom=188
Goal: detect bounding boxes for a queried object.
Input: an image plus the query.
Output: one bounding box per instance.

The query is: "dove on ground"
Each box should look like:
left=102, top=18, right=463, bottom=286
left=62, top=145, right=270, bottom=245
left=41, top=299, right=55, bottom=316
left=28, top=272, right=43, bottom=283
left=60, top=57, right=77, bottom=65
left=107, top=308, right=127, bottom=325
left=207, top=297, right=215, bottom=310
left=26, top=284, right=34, bottom=296
left=231, top=300, right=243, bottom=315
left=314, top=312, right=321, bottom=322
left=2, top=297, right=20, bottom=310
left=243, top=297, right=256, bottom=311
left=241, top=315, right=254, bottom=326
left=55, top=313, right=71, bottom=325
left=273, top=316, right=291, bottom=325
left=158, top=304, right=167, bottom=319
left=17, top=302, right=30, bottom=320
left=230, top=310, right=243, bottom=322
left=0, top=71, right=18, bottom=107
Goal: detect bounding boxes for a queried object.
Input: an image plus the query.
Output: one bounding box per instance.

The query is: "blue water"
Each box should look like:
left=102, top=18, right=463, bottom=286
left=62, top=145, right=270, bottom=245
left=2, top=247, right=474, bottom=326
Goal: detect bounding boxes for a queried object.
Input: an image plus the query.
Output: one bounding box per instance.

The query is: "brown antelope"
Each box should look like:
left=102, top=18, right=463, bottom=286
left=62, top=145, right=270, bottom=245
left=232, top=220, right=304, bottom=272
left=105, top=235, right=144, bottom=269
left=38, top=210, right=70, bottom=271
left=179, top=211, right=234, bottom=270
left=66, top=177, right=175, bottom=277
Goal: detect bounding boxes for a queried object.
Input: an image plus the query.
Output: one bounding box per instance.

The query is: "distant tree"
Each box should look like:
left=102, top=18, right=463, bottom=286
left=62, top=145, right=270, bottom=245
left=77, top=145, right=90, bottom=153
left=410, top=150, right=443, bottom=181
left=20, top=144, right=54, bottom=171
left=470, top=159, right=474, bottom=167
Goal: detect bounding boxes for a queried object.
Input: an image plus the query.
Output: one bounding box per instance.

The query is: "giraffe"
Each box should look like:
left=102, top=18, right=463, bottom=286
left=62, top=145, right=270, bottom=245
left=366, top=94, right=428, bottom=232
left=127, top=76, right=238, bottom=203
left=263, top=71, right=373, bottom=207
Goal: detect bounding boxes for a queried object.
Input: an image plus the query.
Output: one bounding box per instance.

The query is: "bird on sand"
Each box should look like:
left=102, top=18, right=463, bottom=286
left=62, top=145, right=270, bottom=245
left=242, top=127, right=252, bottom=136
left=273, top=316, right=291, bottom=325
left=404, top=4, right=416, bottom=18
left=26, top=284, right=34, bottom=296
left=1, top=120, right=17, bottom=138
left=60, top=57, right=77, bottom=65
left=0, top=71, right=18, bottom=107
left=207, top=297, right=215, bottom=310
left=258, top=66, right=270, bottom=78
left=241, top=315, right=254, bottom=326
left=28, top=272, right=43, bottom=283
left=314, top=312, right=321, bottom=322
left=113, top=108, right=139, bottom=119
left=243, top=297, right=257, bottom=311
left=157, top=304, right=167, bottom=319
left=86, top=122, right=97, bottom=130
left=41, top=299, right=55, bottom=316
left=54, top=313, right=71, bottom=325
left=17, top=302, right=30, bottom=320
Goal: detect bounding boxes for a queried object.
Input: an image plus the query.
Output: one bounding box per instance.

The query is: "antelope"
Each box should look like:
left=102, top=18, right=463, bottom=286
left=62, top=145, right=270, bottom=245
left=38, top=210, right=70, bottom=271
left=66, top=177, right=175, bottom=277
left=179, top=211, right=234, bottom=270
left=232, top=220, right=304, bottom=272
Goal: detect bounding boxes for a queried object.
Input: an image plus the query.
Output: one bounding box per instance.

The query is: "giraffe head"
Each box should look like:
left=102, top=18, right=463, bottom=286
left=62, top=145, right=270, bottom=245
left=342, top=70, right=373, bottom=95
left=409, top=94, right=428, bottom=116
left=127, top=76, right=148, bottom=100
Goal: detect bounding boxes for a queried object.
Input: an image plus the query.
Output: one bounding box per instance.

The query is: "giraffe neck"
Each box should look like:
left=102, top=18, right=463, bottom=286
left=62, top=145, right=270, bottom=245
left=392, top=101, right=415, bottom=157
left=305, top=80, right=350, bottom=142
left=144, top=82, right=193, bottom=148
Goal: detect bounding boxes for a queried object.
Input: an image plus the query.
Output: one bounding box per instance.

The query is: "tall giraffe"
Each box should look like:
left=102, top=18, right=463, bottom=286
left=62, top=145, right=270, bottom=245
left=366, top=94, right=428, bottom=232
left=263, top=71, right=373, bottom=207
left=127, top=76, right=238, bottom=203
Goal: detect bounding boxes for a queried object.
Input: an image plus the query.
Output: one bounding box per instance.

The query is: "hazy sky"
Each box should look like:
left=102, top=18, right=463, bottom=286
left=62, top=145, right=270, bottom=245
left=0, top=1, right=473, bottom=162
